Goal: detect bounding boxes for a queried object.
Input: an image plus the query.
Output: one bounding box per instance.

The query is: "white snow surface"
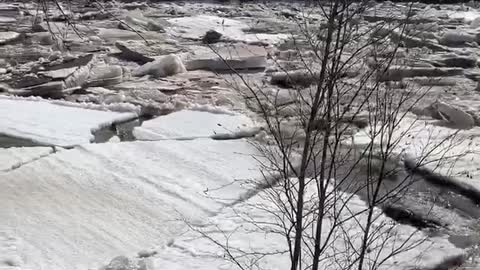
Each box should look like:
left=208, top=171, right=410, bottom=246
left=0, top=147, right=54, bottom=171
left=0, top=139, right=263, bottom=270
left=151, top=183, right=463, bottom=270
left=133, top=110, right=257, bottom=140
left=0, top=97, right=137, bottom=147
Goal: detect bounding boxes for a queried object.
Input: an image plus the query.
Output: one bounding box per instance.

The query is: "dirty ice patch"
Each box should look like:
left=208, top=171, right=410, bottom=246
left=0, top=139, right=263, bottom=270
left=0, top=147, right=54, bottom=171
left=0, top=98, right=136, bottom=147
left=133, top=110, right=258, bottom=140
left=167, top=15, right=288, bottom=44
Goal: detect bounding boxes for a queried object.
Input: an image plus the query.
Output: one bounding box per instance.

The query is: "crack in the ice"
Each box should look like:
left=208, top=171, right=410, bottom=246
left=135, top=134, right=256, bottom=142
left=1, top=146, right=57, bottom=172
left=131, top=127, right=261, bottom=143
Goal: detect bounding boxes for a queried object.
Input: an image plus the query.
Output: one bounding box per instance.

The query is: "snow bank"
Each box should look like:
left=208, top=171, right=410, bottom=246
left=133, top=110, right=258, bottom=140
left=152, top=183, right=463, bottom=270
left=0, top=147, right=54, bottom=171
left=0, top=139, right=263, bottom=270
left=0, top=98, right=137, bottom=147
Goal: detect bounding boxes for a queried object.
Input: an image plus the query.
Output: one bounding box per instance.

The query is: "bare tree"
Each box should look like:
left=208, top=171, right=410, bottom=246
left=194, top=1, right=470, bottom=270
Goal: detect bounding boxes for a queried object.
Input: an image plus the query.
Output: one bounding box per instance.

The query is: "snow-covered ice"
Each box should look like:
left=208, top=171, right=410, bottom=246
left=0, top=97, right=137, bottom=147
left=133, top=110, right=257, bottom=140
left=168, top=15, right=246, bottom=40
left=0, top=139, right=263, bottom=270
left=152, top=184, right=463, bottom=270
left=0, top=147, right=54, bottom=171
left=167, top=15, right=288, bottom=44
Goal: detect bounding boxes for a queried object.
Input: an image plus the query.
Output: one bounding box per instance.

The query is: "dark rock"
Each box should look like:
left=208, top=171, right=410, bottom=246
left=202, top=30, right=222, bottom=44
